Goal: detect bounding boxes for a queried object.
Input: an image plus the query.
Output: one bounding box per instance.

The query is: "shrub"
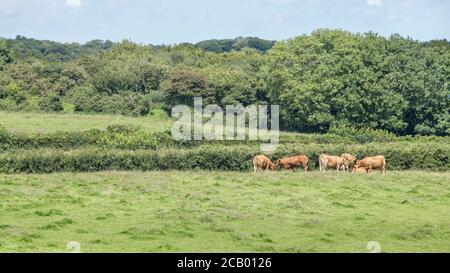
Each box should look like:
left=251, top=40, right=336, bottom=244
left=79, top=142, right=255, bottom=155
left=0, top=143, right=448, bottom=173
left=106, top=124, right=142, bottom=134
left=1, top=124, right=449, bottom=153
left=0, top=125, right=10, bottom=151
left=63, top=103, right=76, bottom=114
left=329, top=124, right=396, bottom=143
left=39, top=94, right=64, bottom=112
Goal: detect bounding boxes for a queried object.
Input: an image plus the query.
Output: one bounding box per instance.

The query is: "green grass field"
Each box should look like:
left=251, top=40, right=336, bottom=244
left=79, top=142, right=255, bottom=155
left=1, top=111, right=449, bottom=252
left=0, top=111, right=171, bottom=133
left=1, top=171, right=449, bottom=253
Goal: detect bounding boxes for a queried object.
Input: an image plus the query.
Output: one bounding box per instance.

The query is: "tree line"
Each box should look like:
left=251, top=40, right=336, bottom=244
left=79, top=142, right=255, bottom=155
left=0, top=29, right=448, bottom=136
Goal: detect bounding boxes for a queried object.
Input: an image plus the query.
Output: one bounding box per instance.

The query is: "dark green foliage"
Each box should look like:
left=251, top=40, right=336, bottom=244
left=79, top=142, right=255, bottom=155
left=8, top=35, right=113, bottom=62
left=162, top=68, right=211, bottom=107
left=195, top=37, right=276, bottom=53
left=68, top=87, right=154, bottom=116
left=0, top=126, right=10, bottom=151
left=89, top=41, right=168, bottom=95
left=0, top=40, right=13, bottom=69
left=39, top=94, right=64, bottom=112
left=1, top=124, right=448, bottom=151
left=0, top=142, right=448, bottom=174
left=328, top=124, right=396, bottom=143
left=263, top=30, right=449, bottom=135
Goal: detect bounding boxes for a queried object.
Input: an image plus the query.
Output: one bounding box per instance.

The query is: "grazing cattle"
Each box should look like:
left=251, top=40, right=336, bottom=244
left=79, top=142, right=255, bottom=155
left=276, top=155, right=309, bottom=172
left=252, top=155, right=276, bottom=173
left=352, top=167, right=368, bottom=173
left=319, top=154, right=345, bottom=172
left=340, top=153, right=357, bottom=172
left=354, top=155, right=386, bottom=175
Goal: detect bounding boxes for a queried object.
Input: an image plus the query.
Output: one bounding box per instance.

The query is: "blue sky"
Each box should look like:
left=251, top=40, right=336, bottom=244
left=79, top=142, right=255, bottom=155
left=0, top=0, right=449, bottom=44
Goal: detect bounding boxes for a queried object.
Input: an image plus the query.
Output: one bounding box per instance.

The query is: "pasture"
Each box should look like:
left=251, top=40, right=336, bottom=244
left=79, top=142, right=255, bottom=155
left=0, top=111, right=171, bottom=133
left=0, top=111, right=449, bottom=253
left=0, top=171, right=449, bottom=253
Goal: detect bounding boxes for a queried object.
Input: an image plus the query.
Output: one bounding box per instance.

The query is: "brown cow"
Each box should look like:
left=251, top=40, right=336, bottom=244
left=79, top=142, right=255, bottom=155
left=352, top=167, right=368, bottom=173
left=276, top=155, right=309, bottom=172
left=354, top=155, right=386, bottom=175
left=253, top=155, right=276, bottom=173
left=319, top=154, right=345, bottom=172
left=340, top=153, right=357, bottom=172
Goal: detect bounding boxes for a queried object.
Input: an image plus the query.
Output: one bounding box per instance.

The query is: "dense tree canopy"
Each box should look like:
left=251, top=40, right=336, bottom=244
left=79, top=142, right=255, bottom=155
left=195, top=37, right=276, bottom=53
left=0, top=30, right=448, bottom=136
left=262, top=30, right=449, bottom=135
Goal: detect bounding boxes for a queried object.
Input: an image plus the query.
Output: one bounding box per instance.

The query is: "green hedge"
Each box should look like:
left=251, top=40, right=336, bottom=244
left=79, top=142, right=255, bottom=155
left=0, top=125, right=169, bottom=151
left=0, top=143, right=448, bottom=173
left=1, top=124, right=449, bottom=152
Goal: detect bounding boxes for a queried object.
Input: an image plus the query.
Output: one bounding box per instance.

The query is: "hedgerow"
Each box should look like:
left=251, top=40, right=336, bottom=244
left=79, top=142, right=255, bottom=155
left=0, top=143, right=448, bottom=173
left=1, top=124, right=449, bottom=152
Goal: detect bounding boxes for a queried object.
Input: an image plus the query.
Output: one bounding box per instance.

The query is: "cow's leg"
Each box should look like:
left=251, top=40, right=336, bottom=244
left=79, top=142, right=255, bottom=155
left=304, top=164, right=308, bottom=172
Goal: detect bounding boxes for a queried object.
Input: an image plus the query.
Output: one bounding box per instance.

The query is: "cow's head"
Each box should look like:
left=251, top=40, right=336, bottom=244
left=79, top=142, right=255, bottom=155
left=354, top=160, right=361, bottom=168
left=269, top=162, right=276, bottom=171
left=274, top=159, right=281, bottom=169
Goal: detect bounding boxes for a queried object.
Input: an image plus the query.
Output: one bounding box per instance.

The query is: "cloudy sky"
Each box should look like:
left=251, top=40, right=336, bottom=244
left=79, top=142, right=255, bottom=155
left=0, top=0, right=449, bottom=44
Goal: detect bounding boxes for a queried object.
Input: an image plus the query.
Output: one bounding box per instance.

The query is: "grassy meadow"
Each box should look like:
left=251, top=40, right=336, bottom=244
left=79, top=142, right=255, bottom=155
left=0, top=171, right=449, bottom=253
left=0, top=111, right=171, bottom=133
left=0, top=111, right=449, bottom=252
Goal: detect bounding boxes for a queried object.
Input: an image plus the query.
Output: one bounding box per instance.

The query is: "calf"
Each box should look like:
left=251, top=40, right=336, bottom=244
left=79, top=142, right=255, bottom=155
left=252, top=155, right=276, bottom=173
left=276, top=155, right=309, bottom=172
left=354, top=155, right=386, bottom=175
left=352, top=167, right=368, bottom=173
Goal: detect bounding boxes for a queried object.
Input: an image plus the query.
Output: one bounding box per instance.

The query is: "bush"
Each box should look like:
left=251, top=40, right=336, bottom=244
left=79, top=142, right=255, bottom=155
left=1, top=123, right=449, bottom=152
left=106, top=124, right=142, bottom=134
left=328, top=124, right=396, bottom=143
left=39, top=94, right=64, bottom=112
left=63, top=103, right=75, bottom=114
left=0, top=143, right=448, bottom=173
left=0, top=125, right=10, bottom=151
left=69, top=87, right=154, bottom=116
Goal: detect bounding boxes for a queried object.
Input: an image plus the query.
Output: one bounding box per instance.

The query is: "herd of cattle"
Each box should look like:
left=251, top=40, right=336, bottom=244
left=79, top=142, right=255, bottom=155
left=253, top=154, right=387, bottom=175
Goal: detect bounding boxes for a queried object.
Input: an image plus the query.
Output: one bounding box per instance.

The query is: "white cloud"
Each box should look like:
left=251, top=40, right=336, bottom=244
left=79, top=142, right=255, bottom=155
left=366, top=0, right=382, bottom=6
left=66, top=0, right=82, bottom=7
